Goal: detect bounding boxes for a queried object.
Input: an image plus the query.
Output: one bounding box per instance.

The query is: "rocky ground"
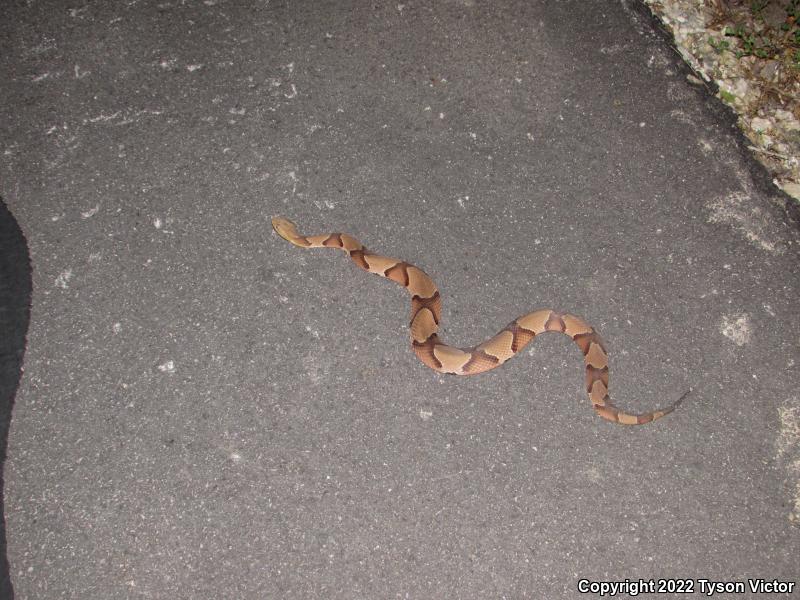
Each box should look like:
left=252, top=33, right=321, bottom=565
left=645, top=0, right=800, bottom=202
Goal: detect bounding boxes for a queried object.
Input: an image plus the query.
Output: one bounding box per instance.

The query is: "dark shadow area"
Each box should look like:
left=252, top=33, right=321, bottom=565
left=0, top=197, right=32, bottom=600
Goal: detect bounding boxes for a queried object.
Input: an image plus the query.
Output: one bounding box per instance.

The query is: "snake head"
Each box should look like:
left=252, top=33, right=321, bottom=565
left=271, top=216, right=307, bottom=246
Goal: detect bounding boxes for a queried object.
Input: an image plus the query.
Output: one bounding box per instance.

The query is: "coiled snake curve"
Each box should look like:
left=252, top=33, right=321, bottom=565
left=272, top=216, right=686, bottom=425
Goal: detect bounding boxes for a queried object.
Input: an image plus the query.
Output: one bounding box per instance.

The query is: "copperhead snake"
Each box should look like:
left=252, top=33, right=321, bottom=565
left=272, top=216, right=685, bottom=425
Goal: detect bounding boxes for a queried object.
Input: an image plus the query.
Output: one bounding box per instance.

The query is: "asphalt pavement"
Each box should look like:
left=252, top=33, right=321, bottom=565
left=1, top=1, right=799, bottom=598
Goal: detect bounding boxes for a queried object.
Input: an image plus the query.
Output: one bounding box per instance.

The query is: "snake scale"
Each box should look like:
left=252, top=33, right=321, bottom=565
left=272, top=216, right=685, bottom=425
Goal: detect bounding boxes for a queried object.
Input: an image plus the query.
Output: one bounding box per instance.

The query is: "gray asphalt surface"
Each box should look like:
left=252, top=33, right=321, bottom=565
left=2, top=1, right=799, bottom=598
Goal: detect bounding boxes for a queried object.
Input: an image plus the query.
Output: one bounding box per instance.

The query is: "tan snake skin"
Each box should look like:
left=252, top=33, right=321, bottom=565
left=272, top=216, right=686, bottom=425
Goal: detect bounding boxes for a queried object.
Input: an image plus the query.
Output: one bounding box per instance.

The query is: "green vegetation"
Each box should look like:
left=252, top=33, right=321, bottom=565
left=707, top=0, right=800, bottom=70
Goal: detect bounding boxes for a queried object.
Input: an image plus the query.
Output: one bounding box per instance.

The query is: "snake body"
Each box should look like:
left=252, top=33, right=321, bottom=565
left=272, top=216, right=683, bottom=425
